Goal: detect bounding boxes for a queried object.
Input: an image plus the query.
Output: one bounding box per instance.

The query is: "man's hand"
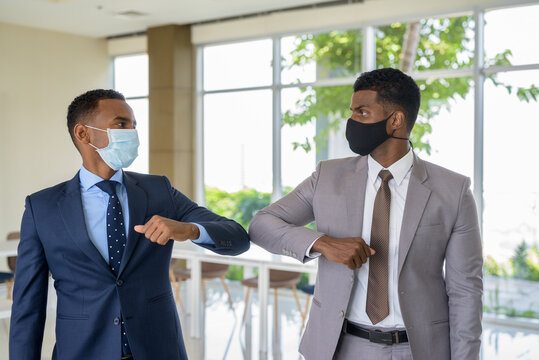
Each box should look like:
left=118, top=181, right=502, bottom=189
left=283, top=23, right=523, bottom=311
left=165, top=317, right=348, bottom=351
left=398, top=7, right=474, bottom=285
left=134, top=215, right=200, bottom=245
left=312, top=235, right=375, bottom=270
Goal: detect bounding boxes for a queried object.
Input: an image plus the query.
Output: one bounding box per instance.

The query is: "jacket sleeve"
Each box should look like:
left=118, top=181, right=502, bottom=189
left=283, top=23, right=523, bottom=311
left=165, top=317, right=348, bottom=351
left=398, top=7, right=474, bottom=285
left=445, top=177, right=483, bottom=359
left=249, top=162, right=325, bottom=263
left=163, top=177, right=250, bottom=256
left=9, top=196, right=49, bottom=360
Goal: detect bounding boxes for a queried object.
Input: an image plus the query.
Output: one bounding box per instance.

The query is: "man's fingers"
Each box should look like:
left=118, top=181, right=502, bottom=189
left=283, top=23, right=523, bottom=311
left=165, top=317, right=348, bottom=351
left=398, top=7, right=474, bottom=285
left=135, top=215, right=157, bottom=234
left=156, top=231, right=170, bottom=245
left=357, top=247, right=367, bottom=264
left=150, top=228, right=164, bottom=243
left=145, top=223, right=159, bottom=242
left=369, top=247, right=376, bottom=255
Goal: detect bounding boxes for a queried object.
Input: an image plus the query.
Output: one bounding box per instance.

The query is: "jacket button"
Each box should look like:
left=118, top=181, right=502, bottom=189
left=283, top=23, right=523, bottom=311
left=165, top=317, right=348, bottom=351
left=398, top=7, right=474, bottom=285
left=340, top=310, right=345, bottom=318
left=114, top=317, right=120, bottom=325
left=116, top=279, right=124, bottom=286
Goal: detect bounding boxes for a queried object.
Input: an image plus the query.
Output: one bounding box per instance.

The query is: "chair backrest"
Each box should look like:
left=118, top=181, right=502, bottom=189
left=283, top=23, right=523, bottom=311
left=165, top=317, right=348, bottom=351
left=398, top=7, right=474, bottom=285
left=6, top=232, right=19, bottom=272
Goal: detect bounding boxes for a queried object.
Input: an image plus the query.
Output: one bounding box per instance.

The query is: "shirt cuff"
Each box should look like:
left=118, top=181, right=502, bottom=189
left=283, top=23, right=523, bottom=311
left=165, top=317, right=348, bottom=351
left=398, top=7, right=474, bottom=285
left=305, top=235, right=324, bottom=258
left=190, top=223, right=214, bottom=245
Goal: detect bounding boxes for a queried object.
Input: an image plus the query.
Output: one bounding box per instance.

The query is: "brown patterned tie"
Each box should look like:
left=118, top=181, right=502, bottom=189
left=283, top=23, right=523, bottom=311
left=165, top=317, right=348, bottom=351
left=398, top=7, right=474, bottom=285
left=366, top=169, right=393, bottom=324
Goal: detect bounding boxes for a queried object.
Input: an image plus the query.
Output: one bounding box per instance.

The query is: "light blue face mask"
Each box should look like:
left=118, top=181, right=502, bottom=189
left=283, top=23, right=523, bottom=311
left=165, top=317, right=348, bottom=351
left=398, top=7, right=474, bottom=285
left=85, top=125, right=139, bottom=170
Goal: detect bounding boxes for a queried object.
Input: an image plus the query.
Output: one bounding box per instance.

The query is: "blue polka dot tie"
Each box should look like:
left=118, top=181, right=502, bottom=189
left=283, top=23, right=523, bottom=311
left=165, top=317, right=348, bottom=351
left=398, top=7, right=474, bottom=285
left=95, top=180, right=132, bottom=356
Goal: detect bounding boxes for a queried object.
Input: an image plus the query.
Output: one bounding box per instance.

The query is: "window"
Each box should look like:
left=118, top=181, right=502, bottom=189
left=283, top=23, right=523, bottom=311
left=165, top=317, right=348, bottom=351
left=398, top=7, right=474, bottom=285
left=113, top=54, right=149, bottom=174
left=199, top=6, right=539, bottom=353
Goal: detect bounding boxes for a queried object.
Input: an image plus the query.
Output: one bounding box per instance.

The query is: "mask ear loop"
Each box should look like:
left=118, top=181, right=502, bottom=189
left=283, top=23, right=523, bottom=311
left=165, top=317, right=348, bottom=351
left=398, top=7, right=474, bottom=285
left=389, top=129, right=410, bottom=142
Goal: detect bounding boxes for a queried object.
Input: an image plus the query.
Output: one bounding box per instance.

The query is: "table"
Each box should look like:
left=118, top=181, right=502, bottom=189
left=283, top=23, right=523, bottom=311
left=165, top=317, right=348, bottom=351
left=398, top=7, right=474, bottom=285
left=171, top=241, right=317, bottom=359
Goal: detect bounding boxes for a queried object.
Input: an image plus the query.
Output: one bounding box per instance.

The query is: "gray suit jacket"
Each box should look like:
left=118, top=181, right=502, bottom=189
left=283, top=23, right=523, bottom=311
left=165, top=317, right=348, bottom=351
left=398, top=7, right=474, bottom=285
left=249, top=154, right=482, bottom=360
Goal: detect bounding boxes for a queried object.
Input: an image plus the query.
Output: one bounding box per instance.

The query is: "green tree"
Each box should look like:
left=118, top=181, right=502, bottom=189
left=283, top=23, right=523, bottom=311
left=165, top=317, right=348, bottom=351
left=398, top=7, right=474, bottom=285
left=205, top=186, right=271, bottom=229
left=284, top=15, right=538, bottom=154
left=510, top=240, right=539, bottom=281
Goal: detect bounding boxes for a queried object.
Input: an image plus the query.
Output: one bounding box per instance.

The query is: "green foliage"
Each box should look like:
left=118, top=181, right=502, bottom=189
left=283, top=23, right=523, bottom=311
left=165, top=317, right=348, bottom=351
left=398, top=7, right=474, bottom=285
left=225, top=264, right=245, bottom=281
left=205, top=186, right=271, bottom=229
left=484, top=255, right=504, bottom=277
left=296, top=272, right=311, bottom=290
left=510, top=241, right=539, bottom=281
left=285, top=16, right=476, bottom=153
left=486, top=49, right=539, bottom=103
left=283, top=15, right=536, bottom=155
left=484, top=240, right=539, bottom=281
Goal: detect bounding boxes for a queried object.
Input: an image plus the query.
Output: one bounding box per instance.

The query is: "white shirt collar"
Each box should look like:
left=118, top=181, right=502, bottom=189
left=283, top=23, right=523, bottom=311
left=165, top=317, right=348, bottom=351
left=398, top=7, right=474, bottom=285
left=367, top=150, right=414, bottom=186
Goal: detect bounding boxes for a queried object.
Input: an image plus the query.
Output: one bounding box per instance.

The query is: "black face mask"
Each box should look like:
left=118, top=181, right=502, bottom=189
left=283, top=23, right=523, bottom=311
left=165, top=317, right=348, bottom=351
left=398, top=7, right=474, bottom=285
left=345, top=112, right=409, bottom=156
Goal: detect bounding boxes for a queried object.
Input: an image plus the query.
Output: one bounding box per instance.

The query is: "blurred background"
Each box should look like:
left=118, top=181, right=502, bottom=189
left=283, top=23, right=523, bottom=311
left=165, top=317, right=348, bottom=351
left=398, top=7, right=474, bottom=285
left=1, top=0, right=539, bottom=359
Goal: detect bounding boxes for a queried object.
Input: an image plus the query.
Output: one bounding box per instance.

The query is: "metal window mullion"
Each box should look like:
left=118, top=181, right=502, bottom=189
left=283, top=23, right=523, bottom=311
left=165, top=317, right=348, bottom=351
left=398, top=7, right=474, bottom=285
left=473, top=9, right=485, bottom=235
left=272, top=37, right=283, bottom=202
left=483, top=62, right=539, bottom=75
left=195, top=47, right=206, bottom=206
left=362, top=25, right=376, bottom=72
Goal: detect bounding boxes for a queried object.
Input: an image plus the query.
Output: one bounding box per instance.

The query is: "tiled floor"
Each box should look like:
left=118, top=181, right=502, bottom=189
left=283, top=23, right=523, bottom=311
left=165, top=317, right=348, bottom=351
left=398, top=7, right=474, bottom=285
left=1, top=280, right=539, bottom=360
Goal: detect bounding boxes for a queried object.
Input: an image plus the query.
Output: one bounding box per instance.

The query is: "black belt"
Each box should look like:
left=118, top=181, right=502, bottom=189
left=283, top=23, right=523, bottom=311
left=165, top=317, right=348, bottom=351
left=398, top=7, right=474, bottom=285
left=344, top=320, right=408, bottom=345
left=121, top=355, right=133, bottom=360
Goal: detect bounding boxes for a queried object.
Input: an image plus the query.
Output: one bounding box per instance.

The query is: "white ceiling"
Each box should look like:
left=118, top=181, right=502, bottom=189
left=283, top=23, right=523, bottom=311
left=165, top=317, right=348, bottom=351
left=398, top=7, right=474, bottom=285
left=0, top=0, right=349, bottom=38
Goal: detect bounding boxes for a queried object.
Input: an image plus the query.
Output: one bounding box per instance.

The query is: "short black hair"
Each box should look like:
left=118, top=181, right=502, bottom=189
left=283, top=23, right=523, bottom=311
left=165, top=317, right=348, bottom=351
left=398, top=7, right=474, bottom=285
left=353, top=68, right=420, bottom=132
left=67, top=89, right=125, bottom=143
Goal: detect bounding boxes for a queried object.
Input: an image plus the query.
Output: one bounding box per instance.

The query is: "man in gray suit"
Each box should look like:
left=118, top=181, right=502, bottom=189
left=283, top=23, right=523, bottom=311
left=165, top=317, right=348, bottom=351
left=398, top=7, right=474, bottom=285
left=249, top=68, right=482, bottom=360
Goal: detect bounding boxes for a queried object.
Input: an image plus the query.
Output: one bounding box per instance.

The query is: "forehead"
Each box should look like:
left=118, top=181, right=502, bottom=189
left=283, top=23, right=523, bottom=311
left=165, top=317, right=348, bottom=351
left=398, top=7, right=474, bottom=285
left=95, top=99, right=134, bottom=119
left=350, top=90, right=381, bottom=108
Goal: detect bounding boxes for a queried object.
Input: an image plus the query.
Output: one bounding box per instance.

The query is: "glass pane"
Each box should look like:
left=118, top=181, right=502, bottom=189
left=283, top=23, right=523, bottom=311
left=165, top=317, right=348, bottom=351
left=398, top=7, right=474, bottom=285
left=281, top=88, right=316, bottom=189
left=282, top=85, right=352, bottom=169
left=483, top=70, right=539, bottom=321
left=204, top=90, right=272, bottom=228
left=114, top=54, right=148, bottom=98
left=125, top=98, right=149, bottom=174
left=203, top=39, right=272, bottom=91
left=415, top=77, right=474, bottom=179
left=281, top=30, right=362, bottom=85
left=485, top=4, right=539, bottom=66
left=375, top=15, right=474, bottom=71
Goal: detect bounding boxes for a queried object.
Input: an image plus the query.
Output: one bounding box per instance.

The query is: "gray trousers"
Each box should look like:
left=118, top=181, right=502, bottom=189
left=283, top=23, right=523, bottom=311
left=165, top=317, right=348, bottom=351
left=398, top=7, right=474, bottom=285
left=334, top=324, right=413, bottom=360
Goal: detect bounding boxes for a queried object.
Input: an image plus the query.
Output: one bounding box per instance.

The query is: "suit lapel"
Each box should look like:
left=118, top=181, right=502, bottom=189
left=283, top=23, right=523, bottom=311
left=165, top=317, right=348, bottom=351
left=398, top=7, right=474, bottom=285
left=398, top=154, right=431, bottom=274
left=58, top=173, right=112, bottom=272
left=346, top=156, right=368, bottom=238
left=118, top=172, right=147, bottom=276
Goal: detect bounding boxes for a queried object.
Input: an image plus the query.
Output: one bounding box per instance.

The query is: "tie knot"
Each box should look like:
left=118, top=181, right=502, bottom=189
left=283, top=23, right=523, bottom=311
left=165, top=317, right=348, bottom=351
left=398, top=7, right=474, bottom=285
left=95, top=180, right=118, bottom=196
left=378, top=170, right=393, bottom=183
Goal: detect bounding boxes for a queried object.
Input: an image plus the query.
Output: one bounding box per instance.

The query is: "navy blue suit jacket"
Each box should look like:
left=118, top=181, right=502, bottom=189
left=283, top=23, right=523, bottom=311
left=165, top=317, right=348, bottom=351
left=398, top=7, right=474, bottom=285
left=9, top=171, right=250, bottom=360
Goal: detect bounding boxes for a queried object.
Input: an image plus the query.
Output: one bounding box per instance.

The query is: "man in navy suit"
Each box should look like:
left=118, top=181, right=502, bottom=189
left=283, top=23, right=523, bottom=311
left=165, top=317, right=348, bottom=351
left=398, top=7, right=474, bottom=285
left=9, top=89, right=250, bottom=359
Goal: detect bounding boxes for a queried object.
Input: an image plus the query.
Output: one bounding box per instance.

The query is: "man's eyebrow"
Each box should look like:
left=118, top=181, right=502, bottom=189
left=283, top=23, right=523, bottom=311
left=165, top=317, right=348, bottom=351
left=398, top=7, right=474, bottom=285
left=114, top=116, right=133, bottom=122
left=349, top=104, right=369, bottom=111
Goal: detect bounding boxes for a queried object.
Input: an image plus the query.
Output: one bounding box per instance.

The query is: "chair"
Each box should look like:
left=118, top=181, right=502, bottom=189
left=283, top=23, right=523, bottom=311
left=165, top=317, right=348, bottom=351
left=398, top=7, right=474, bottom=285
left=169, top=260, right=234, bottom=312
left=299, top=284, right=315, bottom=333
left=241, top=270, right=303, bottom=340
left=0, top=232, right=19, bottom=300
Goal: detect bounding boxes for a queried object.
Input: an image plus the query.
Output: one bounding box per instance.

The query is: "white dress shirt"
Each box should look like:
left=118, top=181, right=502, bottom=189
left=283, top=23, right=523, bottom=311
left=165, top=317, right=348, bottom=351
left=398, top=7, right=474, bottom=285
left=347, top=150, right=414, bottom=328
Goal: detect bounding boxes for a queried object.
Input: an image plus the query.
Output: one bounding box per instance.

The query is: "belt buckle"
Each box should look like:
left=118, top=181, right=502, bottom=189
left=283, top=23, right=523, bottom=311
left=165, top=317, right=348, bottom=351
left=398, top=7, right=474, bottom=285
left=368, top=330, right=393, bottom=345
left=394, top=330, right=400, bottom=344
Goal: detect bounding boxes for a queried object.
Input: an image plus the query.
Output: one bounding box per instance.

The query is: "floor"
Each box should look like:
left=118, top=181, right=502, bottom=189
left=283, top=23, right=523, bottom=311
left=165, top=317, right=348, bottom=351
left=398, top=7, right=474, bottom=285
left=1, top=280, right=539, bottom=360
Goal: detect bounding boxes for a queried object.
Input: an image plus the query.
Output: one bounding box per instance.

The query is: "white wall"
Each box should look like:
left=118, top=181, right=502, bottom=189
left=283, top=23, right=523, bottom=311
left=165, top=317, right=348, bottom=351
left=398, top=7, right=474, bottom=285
left=0, top=22, right=110, bottom=263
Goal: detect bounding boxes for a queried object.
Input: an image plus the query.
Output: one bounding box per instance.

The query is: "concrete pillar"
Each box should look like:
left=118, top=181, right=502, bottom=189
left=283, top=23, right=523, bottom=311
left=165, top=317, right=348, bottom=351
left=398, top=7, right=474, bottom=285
left=147, top=25, right=195, bottom=198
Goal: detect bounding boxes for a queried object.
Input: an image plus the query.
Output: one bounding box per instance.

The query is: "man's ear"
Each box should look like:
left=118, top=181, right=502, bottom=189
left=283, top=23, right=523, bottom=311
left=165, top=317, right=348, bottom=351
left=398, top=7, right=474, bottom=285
left=73, top=123, right=90, bottom=145
left=390, top=111, right=407, bottom=131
